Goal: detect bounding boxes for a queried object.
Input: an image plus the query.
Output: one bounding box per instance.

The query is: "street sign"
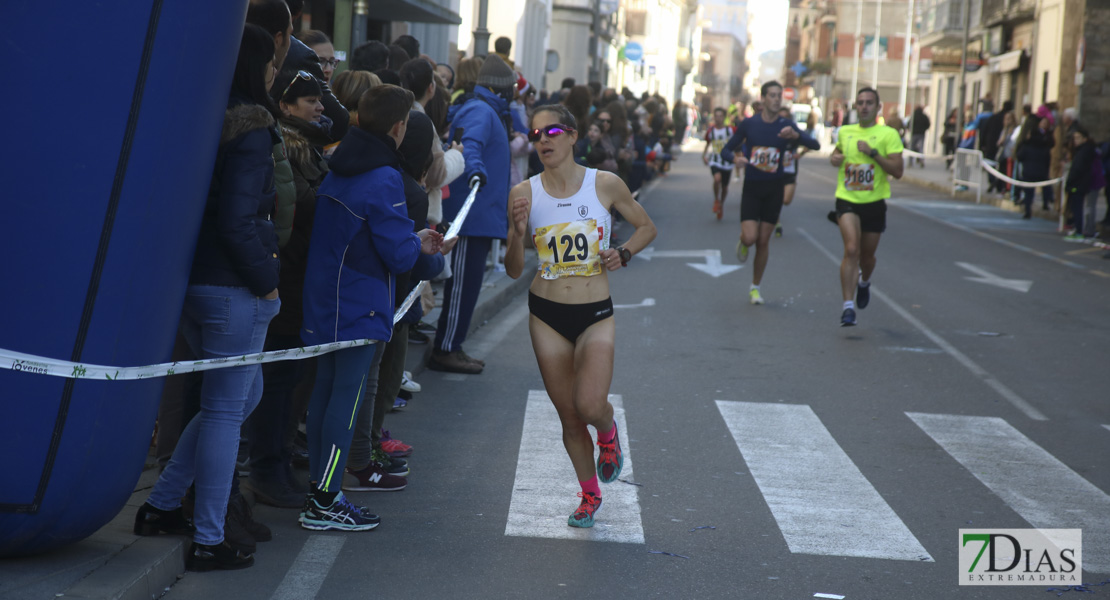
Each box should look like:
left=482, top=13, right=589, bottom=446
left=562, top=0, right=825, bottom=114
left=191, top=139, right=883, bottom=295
left=783, top=87, right=796, bottom=101
left=624, top=41, right=643, bottom=62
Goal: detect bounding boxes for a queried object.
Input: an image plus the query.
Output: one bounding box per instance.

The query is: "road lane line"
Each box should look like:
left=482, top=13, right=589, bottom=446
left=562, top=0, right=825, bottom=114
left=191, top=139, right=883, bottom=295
left=797, top=227, right=1048, bottom=421
left=269, top=535, right=345, bottom=600
left=716, top=401, right=934, bottom=562
left=907, top=412, right=1110, bottom=573
left=505, top=391, right=644, bottom=543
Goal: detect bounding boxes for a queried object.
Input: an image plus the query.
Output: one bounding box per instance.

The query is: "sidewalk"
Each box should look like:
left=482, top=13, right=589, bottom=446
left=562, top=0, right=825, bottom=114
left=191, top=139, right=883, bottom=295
left=0, top=252, right=537, bottom=600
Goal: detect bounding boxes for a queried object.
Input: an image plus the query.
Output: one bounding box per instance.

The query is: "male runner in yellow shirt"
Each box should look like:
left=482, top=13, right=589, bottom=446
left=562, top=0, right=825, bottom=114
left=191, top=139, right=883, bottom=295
left=829, top=88, right=904, bottom=326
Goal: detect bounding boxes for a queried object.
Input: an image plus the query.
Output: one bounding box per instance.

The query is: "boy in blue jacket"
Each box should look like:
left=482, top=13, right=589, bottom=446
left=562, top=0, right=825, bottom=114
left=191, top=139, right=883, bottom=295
left=299, top=85, right=442, bottom=531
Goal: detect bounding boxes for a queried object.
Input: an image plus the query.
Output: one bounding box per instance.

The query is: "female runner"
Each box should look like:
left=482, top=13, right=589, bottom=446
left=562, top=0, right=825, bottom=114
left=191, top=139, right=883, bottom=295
left=505, top=104, right=656, bottom=527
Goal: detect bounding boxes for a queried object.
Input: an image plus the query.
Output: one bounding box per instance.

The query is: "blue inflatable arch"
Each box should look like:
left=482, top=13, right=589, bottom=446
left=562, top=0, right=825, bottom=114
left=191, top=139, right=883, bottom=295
left=1, top=0, right=250, bottom=556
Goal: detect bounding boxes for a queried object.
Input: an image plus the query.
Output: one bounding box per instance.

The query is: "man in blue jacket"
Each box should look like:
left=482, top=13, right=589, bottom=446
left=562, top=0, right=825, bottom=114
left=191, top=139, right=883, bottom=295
left=430, top=56, right=516, bottom=374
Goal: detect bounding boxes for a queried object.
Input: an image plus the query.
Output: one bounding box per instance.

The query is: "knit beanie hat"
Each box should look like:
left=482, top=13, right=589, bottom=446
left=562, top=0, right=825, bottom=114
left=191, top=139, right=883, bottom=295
left=476, top=55, right=516, bottom=90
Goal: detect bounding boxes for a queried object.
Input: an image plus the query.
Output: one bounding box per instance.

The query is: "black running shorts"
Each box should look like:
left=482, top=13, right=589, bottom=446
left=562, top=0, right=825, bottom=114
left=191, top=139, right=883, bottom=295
left=740, top=179, right=786, bottom=223
left=835, top=198, right=887, bottom=233
left=710, top=166, right=733, bottom=186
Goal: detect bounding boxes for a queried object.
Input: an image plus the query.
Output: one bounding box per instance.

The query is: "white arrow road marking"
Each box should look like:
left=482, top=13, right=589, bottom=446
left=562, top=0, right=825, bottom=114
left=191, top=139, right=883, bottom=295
left=614, top=298, right=656, bottom=309
left=636, top=247, right=742, bottom=278
left=717, top=401, right=934, bottom=562
left=505, top=391, right=643, bottom=543
left=909, top=413, right=1110, bottom=574
left=955, top=262, right=1033, bottom=293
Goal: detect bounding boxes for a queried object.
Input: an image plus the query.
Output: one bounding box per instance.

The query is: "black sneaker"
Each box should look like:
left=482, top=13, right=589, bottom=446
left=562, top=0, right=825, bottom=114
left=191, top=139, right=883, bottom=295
left=134, top=502, right=195, bottom=536
left=408, top=329, right=429, bottom=344
left=228, top=493, right=271, bottom=543
left=223, top=502, right=257, bottom=555
left=856, top=283, right=870, bottom=309
left=185, top=541, right=254, bottom=572
left=371, top=449, right=409, bottom=476
left=416, top=321, right=436, bottom=333
left=841, top=308, right=857, bottom=327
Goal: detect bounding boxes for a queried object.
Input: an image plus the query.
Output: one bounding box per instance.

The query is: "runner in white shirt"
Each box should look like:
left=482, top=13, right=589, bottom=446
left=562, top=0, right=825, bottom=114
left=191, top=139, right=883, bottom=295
left=702, top=107, right=736, bottom=220
left=504, top=104, right=656, bottom=529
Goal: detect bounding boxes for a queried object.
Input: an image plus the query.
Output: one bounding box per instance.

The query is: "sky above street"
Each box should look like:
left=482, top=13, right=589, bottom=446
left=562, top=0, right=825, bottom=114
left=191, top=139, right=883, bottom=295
left=747, top=0, right=789, bottom=53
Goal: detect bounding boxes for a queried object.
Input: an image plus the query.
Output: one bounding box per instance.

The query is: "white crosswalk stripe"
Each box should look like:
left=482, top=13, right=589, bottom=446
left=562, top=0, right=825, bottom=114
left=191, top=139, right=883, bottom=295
left=716, top=401, right=934, bottom=562
left=504, top=391, right=644, bottom=543
left=908, top=413, right=1110, bottom=574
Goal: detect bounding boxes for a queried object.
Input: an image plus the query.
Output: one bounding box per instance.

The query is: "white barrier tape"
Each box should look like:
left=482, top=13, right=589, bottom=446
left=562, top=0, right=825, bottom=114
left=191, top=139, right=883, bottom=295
left=444, top=180, right=481, bottom=241
left=979, top=160, right=1062, bottom=189
left=901, top=149, right=954, bottom=160
left=393, top=180, right=480, bottom=321
left=3, top=339, right=376, bottom=381
left=0, top=182, right=484, bottom=381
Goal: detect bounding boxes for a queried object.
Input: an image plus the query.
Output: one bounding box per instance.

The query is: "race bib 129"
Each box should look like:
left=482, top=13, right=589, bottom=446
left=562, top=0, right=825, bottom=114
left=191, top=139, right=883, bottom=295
left=533, top=219, right=602, bottom=279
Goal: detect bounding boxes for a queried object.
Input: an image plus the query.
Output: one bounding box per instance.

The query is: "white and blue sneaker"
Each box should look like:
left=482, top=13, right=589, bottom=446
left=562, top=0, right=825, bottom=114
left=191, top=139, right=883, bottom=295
left=301, top=491, right=380, bottom=531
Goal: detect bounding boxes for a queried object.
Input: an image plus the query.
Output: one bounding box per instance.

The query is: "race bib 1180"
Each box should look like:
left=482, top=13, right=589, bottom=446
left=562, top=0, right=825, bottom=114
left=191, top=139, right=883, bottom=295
left=845, top=163, right=876, bottom=191
left=533, top=219, right=602, bottom=279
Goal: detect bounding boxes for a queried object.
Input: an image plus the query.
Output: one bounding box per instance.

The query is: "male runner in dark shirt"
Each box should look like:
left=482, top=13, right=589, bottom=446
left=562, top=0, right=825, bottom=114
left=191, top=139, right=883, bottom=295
left=721, top=81, right=819, bottom=305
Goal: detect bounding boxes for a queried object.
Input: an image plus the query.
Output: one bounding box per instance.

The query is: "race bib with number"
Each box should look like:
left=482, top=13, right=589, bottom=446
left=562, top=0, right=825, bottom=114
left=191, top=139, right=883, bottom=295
left=533, top=219, right=602, bottom=280
left=844, top=163, right=876, bottom=192
left=711, top=139, right=726, bottom=155
left=749, top=146, right=781, bottom=173
left=783, top=150, right=796, bottom=174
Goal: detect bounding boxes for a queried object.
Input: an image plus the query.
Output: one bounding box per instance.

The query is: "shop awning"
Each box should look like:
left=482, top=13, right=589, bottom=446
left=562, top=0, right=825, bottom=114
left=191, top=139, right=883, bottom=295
left=370, top=0, right=461, bottom=25
left=988, top=50, right=1023, bottom=74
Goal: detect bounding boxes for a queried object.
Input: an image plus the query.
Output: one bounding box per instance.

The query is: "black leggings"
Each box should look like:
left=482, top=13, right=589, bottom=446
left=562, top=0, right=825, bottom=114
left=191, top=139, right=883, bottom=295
left=528, top=292, right=614, bottom=343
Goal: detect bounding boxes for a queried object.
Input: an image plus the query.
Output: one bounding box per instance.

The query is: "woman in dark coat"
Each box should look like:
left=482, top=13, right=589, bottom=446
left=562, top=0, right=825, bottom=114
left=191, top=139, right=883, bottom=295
left=1016, top=112, right=1056, bottom=218
left=134, top=24, right=282, bottom=572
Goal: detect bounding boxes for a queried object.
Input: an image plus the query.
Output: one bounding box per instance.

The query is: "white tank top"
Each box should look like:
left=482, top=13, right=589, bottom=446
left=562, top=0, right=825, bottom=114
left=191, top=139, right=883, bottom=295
left=528, top=168, right=611, bottom=280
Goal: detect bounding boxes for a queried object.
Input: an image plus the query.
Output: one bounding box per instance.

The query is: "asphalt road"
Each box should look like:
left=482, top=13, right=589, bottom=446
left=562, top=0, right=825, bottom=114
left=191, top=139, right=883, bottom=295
left=161, top=146, right=1110, bottom=600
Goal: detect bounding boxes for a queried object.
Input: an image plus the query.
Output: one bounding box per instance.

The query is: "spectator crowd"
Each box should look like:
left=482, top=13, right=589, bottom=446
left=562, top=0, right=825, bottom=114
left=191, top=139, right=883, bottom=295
left=133, top=0, right=690, bottom=572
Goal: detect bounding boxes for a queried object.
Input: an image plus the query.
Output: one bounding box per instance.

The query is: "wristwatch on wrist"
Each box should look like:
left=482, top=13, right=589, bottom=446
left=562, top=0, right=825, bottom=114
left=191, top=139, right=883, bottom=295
left=616, top=246, right=632, bottom=267
left=869, top=148, right=879, bottom=159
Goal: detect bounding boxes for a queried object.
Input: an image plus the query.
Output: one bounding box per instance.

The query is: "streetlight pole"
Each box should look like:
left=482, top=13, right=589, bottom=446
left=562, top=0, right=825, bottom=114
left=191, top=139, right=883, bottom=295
left=589, top=0, right=602, bottom=83
left=474, top=0, right=490, bottom=57
left=850, top=0, right=864, bottom=121
left=955, top=0, right=971, bottom=148
left=872, top=0, right=882, bottom=89
left=899, top=0, right=915, bottom=118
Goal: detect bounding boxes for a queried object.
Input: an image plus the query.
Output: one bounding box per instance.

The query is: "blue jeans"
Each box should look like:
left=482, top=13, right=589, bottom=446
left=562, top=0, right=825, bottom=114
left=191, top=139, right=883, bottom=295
left=307, top=343, right=384, bottom=492
left=147, top=285, right=279, bottom=545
